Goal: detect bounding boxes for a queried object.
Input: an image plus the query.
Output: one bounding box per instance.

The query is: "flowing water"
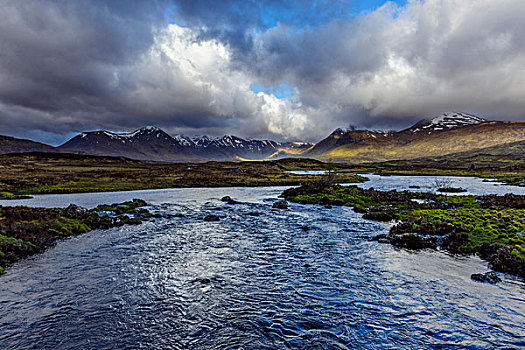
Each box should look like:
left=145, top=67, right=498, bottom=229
left=0, top=177, right=524, bottom=349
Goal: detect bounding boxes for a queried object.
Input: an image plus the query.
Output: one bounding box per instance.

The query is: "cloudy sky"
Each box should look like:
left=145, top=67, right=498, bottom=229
left=1, top=0, right=525, bottom=145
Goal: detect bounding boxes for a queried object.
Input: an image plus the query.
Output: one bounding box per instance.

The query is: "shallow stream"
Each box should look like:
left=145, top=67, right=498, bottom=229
left=0, top=176, right=524, bottom=349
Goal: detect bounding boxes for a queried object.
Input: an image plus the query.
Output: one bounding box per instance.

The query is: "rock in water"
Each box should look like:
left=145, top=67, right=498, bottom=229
left=471, top=271, right=501, bottom=284
left=272, top=200, right=288, bottom=209
left=221, top=196, right=241, bottom=204
left=389, top=233, right=437, bottom=250
left=203, top=215, right=220, bottom=222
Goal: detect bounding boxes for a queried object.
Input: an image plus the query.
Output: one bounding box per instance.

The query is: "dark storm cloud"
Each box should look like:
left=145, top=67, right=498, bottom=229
left=0, top=0, right=252, bottom=143
left=169, top=0, right=352, bottom=51
left=1, top=0, right=525, bottom=145
left=0, top=0, right=166, bottom=133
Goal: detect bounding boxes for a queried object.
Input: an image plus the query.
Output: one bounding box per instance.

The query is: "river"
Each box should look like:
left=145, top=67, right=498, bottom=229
left=0, top=176, right=524, bottom=349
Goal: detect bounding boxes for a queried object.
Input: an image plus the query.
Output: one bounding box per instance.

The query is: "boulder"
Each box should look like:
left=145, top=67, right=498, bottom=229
left=65, top=204, right=88, bottom=216
left=363, top=211, right=395, bottom=221
left=203, top=215, right=220, bottom=222
left=272, top=200, right=288, bottom=209
left=389, top=233, right=437, bottom=250
left=471, top=271, right=501, bottom=284
left=221, top=196, right=241, bottom=205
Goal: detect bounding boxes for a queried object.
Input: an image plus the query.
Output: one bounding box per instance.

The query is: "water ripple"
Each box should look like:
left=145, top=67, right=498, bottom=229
left=0, top=183, right=524, bottom=349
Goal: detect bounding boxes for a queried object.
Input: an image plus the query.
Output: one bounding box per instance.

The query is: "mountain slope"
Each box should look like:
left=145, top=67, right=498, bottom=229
left=412, top=139, right=525, bottom=169
left=0, top=135, right=58, bottom=154
left=308, top=113, right=525, bottom=163
left=59, top=126, right=314, bottom=162
left=371, top=139, right=525, bottom=170
left=59, top=126, right=201, bottom=162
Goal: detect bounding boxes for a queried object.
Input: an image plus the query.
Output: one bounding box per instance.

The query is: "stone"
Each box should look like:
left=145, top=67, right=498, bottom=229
left=389, top=233, right=437, bottom=250
left=471, top=271, right=501, bottom=284
left=272, top=200, right=288, bottom=209
left=65, top=204, right=88, bottom=216
left=203, top=215, right=220, bottom=222
left=363, top=211, right=395, bottom=221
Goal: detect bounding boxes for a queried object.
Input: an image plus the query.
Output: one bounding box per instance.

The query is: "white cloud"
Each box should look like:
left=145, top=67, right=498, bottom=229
left=1, top=0, right=525, bottom=143
left=248, top=0, right=525, bottom=132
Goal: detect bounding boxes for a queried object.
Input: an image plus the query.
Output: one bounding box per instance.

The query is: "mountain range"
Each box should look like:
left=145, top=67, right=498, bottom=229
left=1, top=126, right=313, bottom=162
left=1, top=112, right=524, bottom=163
left=306, top=112, right=525, bottom=163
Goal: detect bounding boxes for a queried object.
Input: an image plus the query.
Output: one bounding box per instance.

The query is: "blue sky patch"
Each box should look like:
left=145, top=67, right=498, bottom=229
left=251, top=83, right=297, bottom=99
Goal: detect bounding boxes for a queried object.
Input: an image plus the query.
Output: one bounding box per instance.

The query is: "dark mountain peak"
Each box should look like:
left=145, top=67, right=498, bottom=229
left=410, top=112, right=487, bottom=134
left=126, top=126, right=170, bottom=139
left=77, top=126, right=168, bottom=140
left=139, top=126, right=161, bottom=132
left=330, top=128, right=348, bottom=136
left=56, top=127, right=308, bottom=161
left=172, top=134, right=195, bottom=147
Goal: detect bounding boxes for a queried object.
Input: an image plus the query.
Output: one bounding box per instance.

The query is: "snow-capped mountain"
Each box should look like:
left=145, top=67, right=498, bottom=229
left=3, top=113, right=525, bottom=164
left=60, top=126, right=199, bottom=162
left=306, top=112, right=525, bottom=162
left=409, top=112, right=487, bottom=134
left=59, top=126, right=312, bottom=162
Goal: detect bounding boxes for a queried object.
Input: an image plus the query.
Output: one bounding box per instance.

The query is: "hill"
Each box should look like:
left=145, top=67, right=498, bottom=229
left=368, top=139, right=525, bottom=171
left=0, top=135, right=58, bottom=154
left=308, top=113, right=525, bottom=163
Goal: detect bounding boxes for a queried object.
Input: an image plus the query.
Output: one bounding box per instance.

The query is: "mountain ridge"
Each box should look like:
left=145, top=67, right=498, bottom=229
left=1, top=112, right=524, bottom=163
left=58, top=126, right=313, bottom=162
left=309, top=113, right=525, bottom=163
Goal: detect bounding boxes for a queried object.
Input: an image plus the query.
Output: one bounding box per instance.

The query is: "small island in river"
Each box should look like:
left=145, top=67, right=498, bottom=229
left=281, top=181, right=525, bottom=279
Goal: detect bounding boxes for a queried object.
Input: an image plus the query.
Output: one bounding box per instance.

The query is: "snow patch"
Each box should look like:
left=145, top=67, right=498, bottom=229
left=412, top=112, right=486, bottom=133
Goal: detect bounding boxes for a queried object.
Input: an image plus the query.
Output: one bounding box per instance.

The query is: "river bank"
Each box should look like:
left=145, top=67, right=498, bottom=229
left=0, top=199, right=153, bottom=274
left=0, top=153, right=366, bottom=199
left=281, top=183, right=525, bottom=279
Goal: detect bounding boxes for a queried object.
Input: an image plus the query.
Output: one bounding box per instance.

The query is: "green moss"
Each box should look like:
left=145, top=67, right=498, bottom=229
left=49, top=217, right=91, bottom=236
left=0, top=192, right=33, bottom=200
left=0, top=234, right=24, bottom=245
left=282, top=183, right=525, bottom=277
left=93, top=199, right=148, bottom=215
